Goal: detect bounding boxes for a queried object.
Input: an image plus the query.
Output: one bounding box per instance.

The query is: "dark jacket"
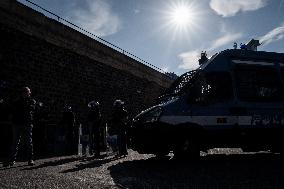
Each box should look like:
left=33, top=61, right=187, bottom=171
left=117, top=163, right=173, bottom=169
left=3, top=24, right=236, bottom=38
left=61, top=110, right=75, bottom=126
left=109, top=108, right=128, bottom=135
left=12, top=97, right=36, bottom=125
left=87, top=107, right=101, bottom=126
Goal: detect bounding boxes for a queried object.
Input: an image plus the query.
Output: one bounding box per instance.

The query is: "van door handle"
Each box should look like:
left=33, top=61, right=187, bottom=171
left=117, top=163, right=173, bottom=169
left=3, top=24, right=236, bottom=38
left=229, top=107, right=247, bottom=115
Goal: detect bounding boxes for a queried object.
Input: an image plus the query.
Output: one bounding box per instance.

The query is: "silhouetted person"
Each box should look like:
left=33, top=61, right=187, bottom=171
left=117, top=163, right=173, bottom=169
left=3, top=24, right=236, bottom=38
left=0, top=97, right=12, bottom=159
left=87, top=100, right=102, bottom=157
left=33, top=101, right=48, bottom=156
left=198, top=51, right=208, bottom=65
left=233, top=42, right=238, bottom=49
left=10, top=86, right=36, bottom=166
left=111, top=100, right=128, bottom=156
left=61, top=105, right=76, bottom=155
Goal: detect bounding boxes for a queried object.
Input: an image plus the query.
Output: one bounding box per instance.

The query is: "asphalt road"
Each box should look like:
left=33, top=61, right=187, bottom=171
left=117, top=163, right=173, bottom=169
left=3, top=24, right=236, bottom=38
left=0, top=149, right=283, bottom=189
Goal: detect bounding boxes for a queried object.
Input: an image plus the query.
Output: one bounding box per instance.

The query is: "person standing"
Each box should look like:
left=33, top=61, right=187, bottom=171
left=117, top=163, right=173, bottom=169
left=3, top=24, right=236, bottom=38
left=87, top=101, right=102, bottom=157
left=10, top=86, right=36, bottom=166
left=61, top=105, right=76, bottom=155
left=111, top=100, right=128, bottom=156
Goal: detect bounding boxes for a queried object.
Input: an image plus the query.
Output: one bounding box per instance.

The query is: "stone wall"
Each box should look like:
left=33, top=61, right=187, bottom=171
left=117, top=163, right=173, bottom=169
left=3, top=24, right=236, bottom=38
left=0, top=0, right=172, bottom=122
left=0, top=25, right=164, bottom=121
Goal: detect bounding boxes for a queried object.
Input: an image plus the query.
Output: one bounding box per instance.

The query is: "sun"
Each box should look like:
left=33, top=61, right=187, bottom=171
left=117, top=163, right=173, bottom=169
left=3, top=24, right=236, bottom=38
left=170, top=5, right=193, bottom=27
left=161, top=1, right=200, bottom=35
left=157, top=1, right=204, bottom=42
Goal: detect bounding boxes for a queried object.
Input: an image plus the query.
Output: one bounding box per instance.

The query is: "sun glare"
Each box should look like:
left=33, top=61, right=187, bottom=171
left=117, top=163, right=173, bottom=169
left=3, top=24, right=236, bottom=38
left=170, top=5, right=192, bottom=26
left=162, top=0, right=201, bottom=36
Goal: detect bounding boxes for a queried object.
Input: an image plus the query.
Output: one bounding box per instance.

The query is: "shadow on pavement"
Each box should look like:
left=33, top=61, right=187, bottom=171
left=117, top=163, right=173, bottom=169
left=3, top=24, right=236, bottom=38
left=109, top=153, right=284, bottom=189
left=60, top=154, right=123, bottom=173
left=0, top=163, right=27, bottom=171
left=21, top=156, right=83, bottom=171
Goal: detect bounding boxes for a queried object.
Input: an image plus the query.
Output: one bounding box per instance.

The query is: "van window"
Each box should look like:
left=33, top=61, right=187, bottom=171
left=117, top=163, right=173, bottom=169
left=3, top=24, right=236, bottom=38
left=235, top=64, right=283, bottom=101
left=205, top=72, right=233, bottom=101
left=188, top=72, right=233, bottom=103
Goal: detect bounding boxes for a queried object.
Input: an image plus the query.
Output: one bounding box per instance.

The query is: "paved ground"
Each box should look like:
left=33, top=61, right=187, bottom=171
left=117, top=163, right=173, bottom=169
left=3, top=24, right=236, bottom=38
left=0, top=149, right=284, bottom=189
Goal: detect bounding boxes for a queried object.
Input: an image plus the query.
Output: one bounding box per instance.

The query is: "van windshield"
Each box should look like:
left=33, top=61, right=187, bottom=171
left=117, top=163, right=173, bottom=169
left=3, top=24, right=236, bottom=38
left=158, top=70, right=234, bottom=104
left=186, top=72, right=233, bottom=103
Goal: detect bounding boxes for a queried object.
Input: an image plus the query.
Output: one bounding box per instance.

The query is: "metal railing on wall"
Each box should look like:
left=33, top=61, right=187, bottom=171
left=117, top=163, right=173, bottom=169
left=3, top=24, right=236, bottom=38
left=23, top=0, right=166, bottom=74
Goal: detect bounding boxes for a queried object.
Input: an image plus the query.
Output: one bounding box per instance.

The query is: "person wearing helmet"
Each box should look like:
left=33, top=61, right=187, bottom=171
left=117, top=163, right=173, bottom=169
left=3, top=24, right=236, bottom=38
left=87, top=100, right=102, bottom=157
left=111, top=99, right=128, bottom=156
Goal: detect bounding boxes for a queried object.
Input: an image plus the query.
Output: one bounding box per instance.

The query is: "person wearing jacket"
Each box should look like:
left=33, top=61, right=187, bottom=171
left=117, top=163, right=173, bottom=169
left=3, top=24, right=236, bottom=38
left=87, top=100, right=102, bottom=157
left=10, top=86, right=36, bottom=166
left=111, top=100, right=128, bottom=156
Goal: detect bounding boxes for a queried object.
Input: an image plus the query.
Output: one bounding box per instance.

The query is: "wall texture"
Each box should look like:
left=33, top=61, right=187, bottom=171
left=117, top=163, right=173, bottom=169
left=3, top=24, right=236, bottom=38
left=0, top=0, right=172, bottom=156
left=0, top=0, right=172, bottom=121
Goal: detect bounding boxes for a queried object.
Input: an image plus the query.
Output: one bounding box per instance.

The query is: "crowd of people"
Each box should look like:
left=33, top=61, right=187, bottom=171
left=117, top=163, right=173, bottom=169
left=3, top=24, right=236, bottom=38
left=3, top=86, right=130, bottom=167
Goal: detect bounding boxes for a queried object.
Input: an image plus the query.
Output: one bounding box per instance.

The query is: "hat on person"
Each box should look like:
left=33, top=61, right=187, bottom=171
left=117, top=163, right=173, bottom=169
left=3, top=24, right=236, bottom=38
left=113, top=99, right=124, bottom=107
left=88, top=100, right=100, bottom=108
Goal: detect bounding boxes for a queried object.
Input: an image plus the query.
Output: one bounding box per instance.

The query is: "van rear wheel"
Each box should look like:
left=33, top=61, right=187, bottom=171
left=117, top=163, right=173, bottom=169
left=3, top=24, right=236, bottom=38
left=174, top=138, right=200, bottom=160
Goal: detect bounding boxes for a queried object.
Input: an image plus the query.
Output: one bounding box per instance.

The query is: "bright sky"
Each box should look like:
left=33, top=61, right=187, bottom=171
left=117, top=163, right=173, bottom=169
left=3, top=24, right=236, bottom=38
left=18, top=0, right=284, bottom=75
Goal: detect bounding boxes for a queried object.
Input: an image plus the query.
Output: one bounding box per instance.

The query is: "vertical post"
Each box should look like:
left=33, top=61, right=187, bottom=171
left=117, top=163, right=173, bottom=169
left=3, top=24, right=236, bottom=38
left=78, top=123, right=82, bottom=156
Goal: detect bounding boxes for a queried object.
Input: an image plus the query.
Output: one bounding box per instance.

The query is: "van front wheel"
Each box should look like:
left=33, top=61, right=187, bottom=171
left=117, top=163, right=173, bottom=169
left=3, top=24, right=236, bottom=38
left=174, top=138, right=200, bottom=160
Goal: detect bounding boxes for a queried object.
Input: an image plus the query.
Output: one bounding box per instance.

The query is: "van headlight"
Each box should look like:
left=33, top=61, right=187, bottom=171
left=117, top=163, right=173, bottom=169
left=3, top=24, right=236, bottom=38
left=137, top=106, right=163, bottom=123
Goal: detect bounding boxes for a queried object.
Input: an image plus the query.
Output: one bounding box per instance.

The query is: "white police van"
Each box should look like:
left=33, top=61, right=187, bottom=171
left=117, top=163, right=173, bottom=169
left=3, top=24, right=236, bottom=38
left=130, top=48, right=284, bottom=159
